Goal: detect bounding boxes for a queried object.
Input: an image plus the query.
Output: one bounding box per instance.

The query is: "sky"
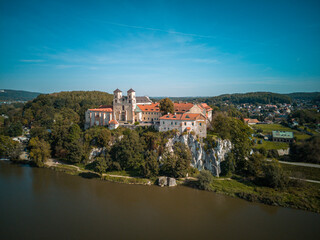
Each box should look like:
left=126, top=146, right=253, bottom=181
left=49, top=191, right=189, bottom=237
left=0, top=0, right=320, bottom=97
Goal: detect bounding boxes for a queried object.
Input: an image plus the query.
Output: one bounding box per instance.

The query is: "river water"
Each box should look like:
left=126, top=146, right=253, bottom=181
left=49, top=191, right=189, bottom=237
left=0, top=161, right=319, bottom=240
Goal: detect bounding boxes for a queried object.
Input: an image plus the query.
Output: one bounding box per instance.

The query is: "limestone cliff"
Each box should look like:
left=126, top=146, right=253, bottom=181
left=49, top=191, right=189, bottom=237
left=164, top=133, right=232, bottom=176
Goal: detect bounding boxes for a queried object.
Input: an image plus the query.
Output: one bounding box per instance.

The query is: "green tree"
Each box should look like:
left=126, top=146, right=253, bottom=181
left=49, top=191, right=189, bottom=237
left=95, top=156, right=107, bottom=174
left=198, top=170, right=214, bottom=190
left=261, top=161, right=289, bottom=189
left=0, top=135, right=18, bottom=158
left=65, top=141, right=83, bottom=163
left=29, top=137, right=51, bottom=167
left=141, top=150, right=159, bottom=178
left=110, top=130, right=145, bottom=171
left=159, top=98, right=174, bottom=114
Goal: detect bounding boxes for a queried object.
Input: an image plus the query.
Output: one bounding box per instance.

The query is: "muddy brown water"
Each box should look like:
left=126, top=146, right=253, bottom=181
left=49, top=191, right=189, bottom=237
left=0, top=161, right=319, bottom=240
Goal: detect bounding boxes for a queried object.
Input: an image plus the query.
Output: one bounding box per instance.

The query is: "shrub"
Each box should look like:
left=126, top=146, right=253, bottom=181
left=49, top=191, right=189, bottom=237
left=198, top=170, right=214, bottom=190
left=261, top=161, right=289, bottom=189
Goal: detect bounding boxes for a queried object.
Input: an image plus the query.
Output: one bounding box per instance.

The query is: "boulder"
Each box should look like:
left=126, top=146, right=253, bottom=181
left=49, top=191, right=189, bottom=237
left=157, top=177, right=177, bottom=187
left=158, top=176, right=167, bottom=187
left=167, top=177, right=177, bottom=187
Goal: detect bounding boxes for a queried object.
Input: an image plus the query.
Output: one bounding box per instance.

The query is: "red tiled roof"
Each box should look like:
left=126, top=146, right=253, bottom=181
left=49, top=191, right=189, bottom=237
left=137, top=103, right=160, bottom=112
left=89, top=108, right=113, bottom=112
left=160, top=113, right=206, bottom=121
left=174, top=103, right=194, bottom=112
left=98, top=105, right=113, bottom=109
left=109, top=119, right=119, bottom=125
left=198, top=103, right=213, bottom=111
left=244, top=118, right=260, bottom=124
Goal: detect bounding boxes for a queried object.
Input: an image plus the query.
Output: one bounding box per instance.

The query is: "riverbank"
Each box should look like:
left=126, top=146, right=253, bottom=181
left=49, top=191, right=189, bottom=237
left=185, top=175, right=320, bottom=213
left=8, top=159, right=320, bottom=213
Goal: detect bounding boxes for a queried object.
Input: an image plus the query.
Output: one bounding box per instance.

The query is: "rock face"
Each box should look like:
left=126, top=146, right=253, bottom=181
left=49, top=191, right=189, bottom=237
left=158, top=177, right=177, bottom=187
left=277, top=148, right=290, bottom=156
left=165, top=134, right=232, bottom=177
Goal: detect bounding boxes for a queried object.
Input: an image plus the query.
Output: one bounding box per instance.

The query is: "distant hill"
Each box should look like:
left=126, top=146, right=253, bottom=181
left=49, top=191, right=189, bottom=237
left=285, top=92, right=320, bottom=100
left=154, top=92, right=320, bottom=104
left=0, top=89, right=42, bottom=101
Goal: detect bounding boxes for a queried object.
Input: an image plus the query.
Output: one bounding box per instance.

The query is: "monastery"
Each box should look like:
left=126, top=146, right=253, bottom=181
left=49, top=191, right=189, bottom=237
left=85, top=89, right=212, bottom=137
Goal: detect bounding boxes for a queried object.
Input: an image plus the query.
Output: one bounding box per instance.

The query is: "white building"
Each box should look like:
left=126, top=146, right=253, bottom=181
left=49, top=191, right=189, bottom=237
left=159, top=113, right=207, bottom=138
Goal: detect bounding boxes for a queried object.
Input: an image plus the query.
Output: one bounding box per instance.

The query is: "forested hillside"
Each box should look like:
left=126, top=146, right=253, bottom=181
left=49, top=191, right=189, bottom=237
left=154, top=92, right=319, bottom=105
left=22, top=91, right=113, bottom=128
left=0, top=89, right=42, bottom=101
left=286, top=92, right=320, bottom=100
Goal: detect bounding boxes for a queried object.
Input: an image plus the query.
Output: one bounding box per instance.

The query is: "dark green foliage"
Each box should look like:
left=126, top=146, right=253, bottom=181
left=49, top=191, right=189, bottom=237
left=110, top=130, right=145, bottom=171
left=198, top=170, right=214, bottom=190
left=65, top=141, right=83, bottom=163
left=6, top=122, right=23, bottom=137
left=94, top=156, right=107, bottom=174
left=160, top=142, right=192, bottom=178
left=290, top=109, right=320, bottom=124
left=211, top=112, right=253, bottom=175
left=28, top=137, right=51, bottom=167
left=0, top=135, right=19, bottom=158
left=244, top=154, right=289, bottom=189
left=290, top=136, right=320, bottom=164
left=159, top=98, right=174, bottom=114
left=0, top=89, right=41, bottom=101
left=22, top=91, right=113, bottom=128
left=141, top=150, right=159, bottom=178
left=261, top=161, right=289, bottom=189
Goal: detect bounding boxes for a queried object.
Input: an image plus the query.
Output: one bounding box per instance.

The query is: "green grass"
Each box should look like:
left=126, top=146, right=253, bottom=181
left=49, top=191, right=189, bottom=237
left=281, top=163, right=320, bottom=181
left=253, top=139, right=289, bottom=150
left=102, top=175, right=151, bottom=185
left=47, top=164, right=79, bottom=175
left=252, top=124, right=312, bottom=142
left=210, top=176, right=320, bottom=213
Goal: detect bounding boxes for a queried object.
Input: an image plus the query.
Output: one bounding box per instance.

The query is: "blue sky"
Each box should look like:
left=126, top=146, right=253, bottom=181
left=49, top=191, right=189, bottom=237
left=0, top=0, right=319, bottom=96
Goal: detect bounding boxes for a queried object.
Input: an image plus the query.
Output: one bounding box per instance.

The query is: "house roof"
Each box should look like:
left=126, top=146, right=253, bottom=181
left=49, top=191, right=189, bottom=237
left=174, top=103, right=194, bottom=113
left=198, top=103, right=213, bottom=111
left=89, top=108, right=113, bottom=112
left=136, top=103, right=160, bottom=112
left=127, top=88, right=135, bottom=93
left=272, top=131, right=294, bottom=139
left=114, top=88, right=122, bottom=93
left=160, top=113, right=206, bottom=121
left=109, top=119, right=119, bottom=125
left=136, top=96, right=152, bottom=104
left=244, top=118, right=260, bottom=124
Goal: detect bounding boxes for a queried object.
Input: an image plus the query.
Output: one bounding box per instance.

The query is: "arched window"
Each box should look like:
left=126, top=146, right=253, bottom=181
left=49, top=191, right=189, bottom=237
left=122, top=105, right=125, bottom=111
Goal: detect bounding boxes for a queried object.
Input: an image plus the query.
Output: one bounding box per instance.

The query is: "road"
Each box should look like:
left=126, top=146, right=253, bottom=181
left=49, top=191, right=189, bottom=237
left=266, top=159, right=320, bottom=168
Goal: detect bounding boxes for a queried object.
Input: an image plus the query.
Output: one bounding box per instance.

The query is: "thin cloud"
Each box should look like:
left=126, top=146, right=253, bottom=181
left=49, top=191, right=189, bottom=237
left=19, top=59, right=45, bottom=63
left=104, top=21, right=217, bottom=39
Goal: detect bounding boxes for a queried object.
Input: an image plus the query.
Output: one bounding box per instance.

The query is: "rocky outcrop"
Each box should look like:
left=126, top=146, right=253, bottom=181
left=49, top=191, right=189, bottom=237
left=164, top=134, right=232, bottom=177
left=158, top=176, right=177, bottom=187
left=277, top=148, right=290, bottom=156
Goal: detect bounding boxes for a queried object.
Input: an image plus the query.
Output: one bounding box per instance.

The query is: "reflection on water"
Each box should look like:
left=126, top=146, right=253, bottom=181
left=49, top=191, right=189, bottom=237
left=0, top=161, right=319, bottom=240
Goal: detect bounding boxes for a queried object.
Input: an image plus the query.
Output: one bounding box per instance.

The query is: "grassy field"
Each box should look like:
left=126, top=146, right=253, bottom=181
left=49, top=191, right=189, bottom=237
left=253, top=140, right=289, bottom=150
left=252, top=124, right=312, bottom=141
left=210, top=176, right=320, bottom=213
left=281, top=163, right=320, bottom=181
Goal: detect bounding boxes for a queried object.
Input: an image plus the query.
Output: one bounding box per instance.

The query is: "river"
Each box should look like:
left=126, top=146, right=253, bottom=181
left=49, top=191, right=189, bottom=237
left=0, top=161, right=319, bottom=240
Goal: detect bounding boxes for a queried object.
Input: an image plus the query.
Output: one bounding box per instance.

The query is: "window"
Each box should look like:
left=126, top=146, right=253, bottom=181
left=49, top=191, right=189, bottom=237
left=129, top=100, right=131, bottom=103
left=171, top=122, right=173, bottom=125
left=200, top=123, right=202, bottom=126
left=175, top=122, right=177, bottom=125
left=184, top=122, right=186, bottom=126
left=122, top=106, right=125, bottom=111
left=192, top=123, right=194, bottom=126
left=163, top=121, right=165, bottom=124
left=115, top=100, right=117, bottom=103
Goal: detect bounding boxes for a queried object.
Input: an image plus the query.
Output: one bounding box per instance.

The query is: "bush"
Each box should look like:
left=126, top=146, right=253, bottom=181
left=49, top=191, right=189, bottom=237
left=261, top=161, right=289, bottom=189
left=198, top=170, right=214, bottom=190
